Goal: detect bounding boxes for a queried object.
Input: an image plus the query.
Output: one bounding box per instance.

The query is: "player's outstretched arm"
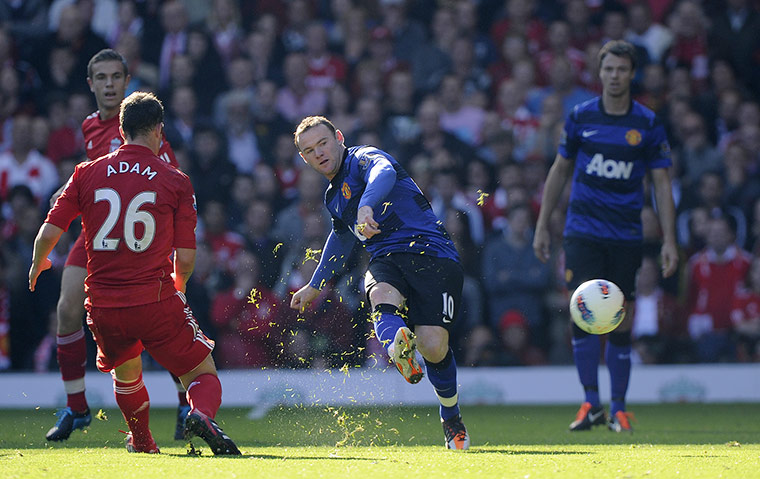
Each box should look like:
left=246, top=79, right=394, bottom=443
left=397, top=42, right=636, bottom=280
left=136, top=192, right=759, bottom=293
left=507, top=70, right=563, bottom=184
left=29, top=223, right=64, bottom=291
left=533, top=154, right=573, bottom=263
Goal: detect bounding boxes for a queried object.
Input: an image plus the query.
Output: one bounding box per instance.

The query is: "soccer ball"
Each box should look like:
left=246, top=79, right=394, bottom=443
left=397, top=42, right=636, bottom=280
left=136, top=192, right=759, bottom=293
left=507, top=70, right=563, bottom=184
left=569, top=279, right=626, bottom=334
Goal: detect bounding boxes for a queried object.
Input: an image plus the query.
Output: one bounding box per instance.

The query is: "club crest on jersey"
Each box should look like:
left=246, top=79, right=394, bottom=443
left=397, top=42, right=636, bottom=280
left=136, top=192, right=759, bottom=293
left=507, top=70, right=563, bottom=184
left=110, top=137, right=122, bottom=152
left=625, top=129, right=642, bottom=146
left=342, top=182, right=351, bottom=199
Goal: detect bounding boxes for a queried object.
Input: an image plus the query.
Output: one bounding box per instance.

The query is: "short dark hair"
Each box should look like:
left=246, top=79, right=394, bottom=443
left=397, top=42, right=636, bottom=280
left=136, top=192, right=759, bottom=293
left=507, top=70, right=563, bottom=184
left=293, top=116, right=337, bottom=150
left=598, top=40, right=637, bottom=72
left=119, top=91, right=163, bottom=139
left=87, top=48, right=129, bottom=79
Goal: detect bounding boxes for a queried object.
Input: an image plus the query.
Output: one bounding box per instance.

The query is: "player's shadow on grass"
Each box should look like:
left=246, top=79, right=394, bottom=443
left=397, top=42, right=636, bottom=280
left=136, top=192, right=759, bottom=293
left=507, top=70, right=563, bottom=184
left=163, top=451, right=381, bottom=461
left=467, top=449, right=588, bottom=455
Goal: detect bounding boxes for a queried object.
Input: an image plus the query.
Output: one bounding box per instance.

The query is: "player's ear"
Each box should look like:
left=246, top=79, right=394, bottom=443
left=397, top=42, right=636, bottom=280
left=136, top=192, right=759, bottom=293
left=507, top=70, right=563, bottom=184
left=87, top=77, right=94, bottom=93
left=336, top=129, right=344, bottom=144
left=119, top=125, right=126, bottom=140
left=125, top=73, right=131, bottom=87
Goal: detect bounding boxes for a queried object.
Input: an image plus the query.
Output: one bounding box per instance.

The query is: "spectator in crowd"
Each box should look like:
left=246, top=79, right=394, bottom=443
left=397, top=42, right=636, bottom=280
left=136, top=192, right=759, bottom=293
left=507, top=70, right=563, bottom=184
left=677, top=171, right=747, bottom=251
left=526, top=56, right=596, bottom=117
left=665, top=0, right=710, bottom=92
left=438, top=75, right=487, bottom=147
left=205, top=0, right=243, bottom=67
left=271, top=166, right=331, bottom=246
left=409, top=7, right=454, bottom=94
left=631, top=256, right=685, bottom=364
left=686, top=214, right=752, bottom=362
left=708, top=0, right=760, bottom=96
left=431, top=165, right=485, bottom=242
left=730, top=256, right=760, bottom=362
left=186, top=123, right=236, bottom=208
left=222, top=89, right=263, bottom=175
left=496, top=310, right=548, bottom=366
left=403, top=97, right=478, bottom=173
left=626, top=1, right=673, bottom=64
left=241, top=199, right=283, bottom=290
left=0, top=114, right=58, bottom=203
left=565, top=0, right=600, bottom=51
left=149, top=0, right=190, bottom=90
left=379, top=0, right=427, bottom=66
left=198, top=199, right=245, bottom=275
left=674, top=112, right=722, bottom=188
left=210, top=249, right=281, bottom=368
left=163, top=85, right=201, bottom=150
left=252, top=80, right=294, bottom=160
left=482, top=203, right=552, bottom=339
left=276, top=52, right=328, bottom=123
left=185, top=26, right=227, bottom=116
left=304, top=21, right=346, bottom=92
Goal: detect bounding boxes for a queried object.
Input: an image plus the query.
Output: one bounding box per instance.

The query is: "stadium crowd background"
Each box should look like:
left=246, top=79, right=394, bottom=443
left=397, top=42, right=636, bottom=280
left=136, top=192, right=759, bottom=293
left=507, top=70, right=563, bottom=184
left=1, top=0, right=760, bottom=372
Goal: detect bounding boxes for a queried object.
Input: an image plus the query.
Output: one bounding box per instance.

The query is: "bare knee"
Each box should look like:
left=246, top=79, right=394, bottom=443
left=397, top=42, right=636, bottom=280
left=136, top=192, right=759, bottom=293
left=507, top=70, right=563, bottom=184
left=415, top=326, right=449, bottom=363
left=113, top=355, right=143, bottom=383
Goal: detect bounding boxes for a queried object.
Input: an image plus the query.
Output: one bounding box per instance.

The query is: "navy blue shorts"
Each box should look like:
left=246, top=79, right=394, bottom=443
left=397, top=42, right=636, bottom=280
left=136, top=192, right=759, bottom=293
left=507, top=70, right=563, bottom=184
left=364, top=253, right=463, bottom=331
left=563, top=236, right=643, bottom=300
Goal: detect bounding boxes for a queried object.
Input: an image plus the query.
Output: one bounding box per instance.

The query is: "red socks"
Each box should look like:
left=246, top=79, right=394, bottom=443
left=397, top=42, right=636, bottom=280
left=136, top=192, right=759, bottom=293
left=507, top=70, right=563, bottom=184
left=114, top=375, right=152, bottom=445
left=57, top=328, right=88, bottom=412
left=185, top=373, right=222, bottom=418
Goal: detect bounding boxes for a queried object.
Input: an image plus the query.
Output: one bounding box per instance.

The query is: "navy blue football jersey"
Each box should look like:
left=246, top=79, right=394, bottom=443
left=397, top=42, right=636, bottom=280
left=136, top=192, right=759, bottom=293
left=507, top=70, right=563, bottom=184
left=326, top=146, right=459, bottom=261
left=558, top=98, right=672, bottom=243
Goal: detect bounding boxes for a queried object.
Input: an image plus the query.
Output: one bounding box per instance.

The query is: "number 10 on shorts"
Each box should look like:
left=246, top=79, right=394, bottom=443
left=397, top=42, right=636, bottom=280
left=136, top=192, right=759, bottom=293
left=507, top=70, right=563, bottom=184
left=442, top=292, right=454, bottom=323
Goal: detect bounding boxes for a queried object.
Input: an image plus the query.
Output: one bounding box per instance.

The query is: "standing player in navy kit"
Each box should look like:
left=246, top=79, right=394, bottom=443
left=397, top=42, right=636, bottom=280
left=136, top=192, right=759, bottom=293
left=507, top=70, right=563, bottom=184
left=290, top=116, right=470, bottom=450
left=46, top=49, right=189, bottom=442
left=533, top=41, right=678, bottom=432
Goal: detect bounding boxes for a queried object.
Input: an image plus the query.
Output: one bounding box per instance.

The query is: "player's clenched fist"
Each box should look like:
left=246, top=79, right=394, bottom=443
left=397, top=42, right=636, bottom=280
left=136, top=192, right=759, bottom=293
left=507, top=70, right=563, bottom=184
left=290, top=284, right=320, bottom=312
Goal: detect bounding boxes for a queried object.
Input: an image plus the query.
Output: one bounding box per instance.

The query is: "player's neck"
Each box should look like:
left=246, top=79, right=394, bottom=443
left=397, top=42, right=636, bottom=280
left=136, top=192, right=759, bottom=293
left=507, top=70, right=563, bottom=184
left=124, top=137, right=159, bottom=155
left=99, top=107, right=119, bottom=121
left=601, top=92, right=631, bottom=116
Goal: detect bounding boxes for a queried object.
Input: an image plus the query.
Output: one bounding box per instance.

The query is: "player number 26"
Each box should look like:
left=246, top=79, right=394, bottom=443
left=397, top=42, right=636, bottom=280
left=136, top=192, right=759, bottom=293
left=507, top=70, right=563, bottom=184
left=93, top=188, right=157, bottom=252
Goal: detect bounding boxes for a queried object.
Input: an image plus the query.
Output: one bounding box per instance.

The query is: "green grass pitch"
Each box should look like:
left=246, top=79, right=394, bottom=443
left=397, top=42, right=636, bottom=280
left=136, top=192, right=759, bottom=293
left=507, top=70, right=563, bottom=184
left=1, top=403, right=758, bottom=478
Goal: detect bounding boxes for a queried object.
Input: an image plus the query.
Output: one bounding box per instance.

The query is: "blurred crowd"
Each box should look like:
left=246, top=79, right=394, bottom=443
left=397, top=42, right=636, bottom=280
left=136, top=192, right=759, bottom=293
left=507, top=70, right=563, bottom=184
left=1, top=0, right=760, bottom=372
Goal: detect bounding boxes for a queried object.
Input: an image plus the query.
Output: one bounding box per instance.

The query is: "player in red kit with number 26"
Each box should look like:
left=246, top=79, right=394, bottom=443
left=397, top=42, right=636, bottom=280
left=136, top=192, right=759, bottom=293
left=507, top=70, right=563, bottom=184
left=47, top=49, right=188, bottom=443
left=30, top=92, right=240, bottom=455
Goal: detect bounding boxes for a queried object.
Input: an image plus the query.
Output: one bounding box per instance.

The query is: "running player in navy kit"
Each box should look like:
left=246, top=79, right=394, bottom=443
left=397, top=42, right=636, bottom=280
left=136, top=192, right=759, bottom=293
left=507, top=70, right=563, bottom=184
left=533, top=41, right=678, bottom=432
left=290, top=116, right=469, bottom=450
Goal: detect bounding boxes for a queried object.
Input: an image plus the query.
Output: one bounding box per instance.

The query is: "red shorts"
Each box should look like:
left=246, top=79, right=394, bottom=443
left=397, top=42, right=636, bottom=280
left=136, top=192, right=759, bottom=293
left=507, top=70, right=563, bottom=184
left=85, top=292, right=214, bottom=376
left=65, top=233, right=87, bottom=268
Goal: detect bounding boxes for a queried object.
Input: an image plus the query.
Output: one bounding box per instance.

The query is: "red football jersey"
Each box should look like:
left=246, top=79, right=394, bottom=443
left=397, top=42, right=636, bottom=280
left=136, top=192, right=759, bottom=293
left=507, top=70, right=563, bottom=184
left=46, top=144, right=197, bottom=308
left=82, top=111, right=178, bottom=167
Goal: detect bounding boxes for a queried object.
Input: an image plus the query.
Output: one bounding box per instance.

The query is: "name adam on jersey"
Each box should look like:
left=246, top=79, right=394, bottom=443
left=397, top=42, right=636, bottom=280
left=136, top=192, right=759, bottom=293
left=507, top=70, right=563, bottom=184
left=106, top=161, right=159, bottom=180
left=585, top=153, right=633, bottom=180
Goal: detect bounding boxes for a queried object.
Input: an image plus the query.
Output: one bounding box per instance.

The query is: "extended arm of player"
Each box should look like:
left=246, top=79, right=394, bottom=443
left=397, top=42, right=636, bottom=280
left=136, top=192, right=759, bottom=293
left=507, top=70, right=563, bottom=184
left=533, top=153, right=574, bottom=263
left=308, top=229, right=356, bottom=290
left=29, top=222, right=65, bottom=291
left=650, top=167, right=679, bottom=278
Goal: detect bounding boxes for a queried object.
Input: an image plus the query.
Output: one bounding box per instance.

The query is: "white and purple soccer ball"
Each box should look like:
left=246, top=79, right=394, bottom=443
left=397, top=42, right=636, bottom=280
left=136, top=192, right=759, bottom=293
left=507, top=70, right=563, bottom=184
left=569, top=279, right=626, bottom=335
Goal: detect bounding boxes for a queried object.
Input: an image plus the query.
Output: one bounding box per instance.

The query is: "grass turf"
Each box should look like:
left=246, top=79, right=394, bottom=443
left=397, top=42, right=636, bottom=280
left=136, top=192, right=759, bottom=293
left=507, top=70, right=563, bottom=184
left=1, top=404, right=758, bottom=478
